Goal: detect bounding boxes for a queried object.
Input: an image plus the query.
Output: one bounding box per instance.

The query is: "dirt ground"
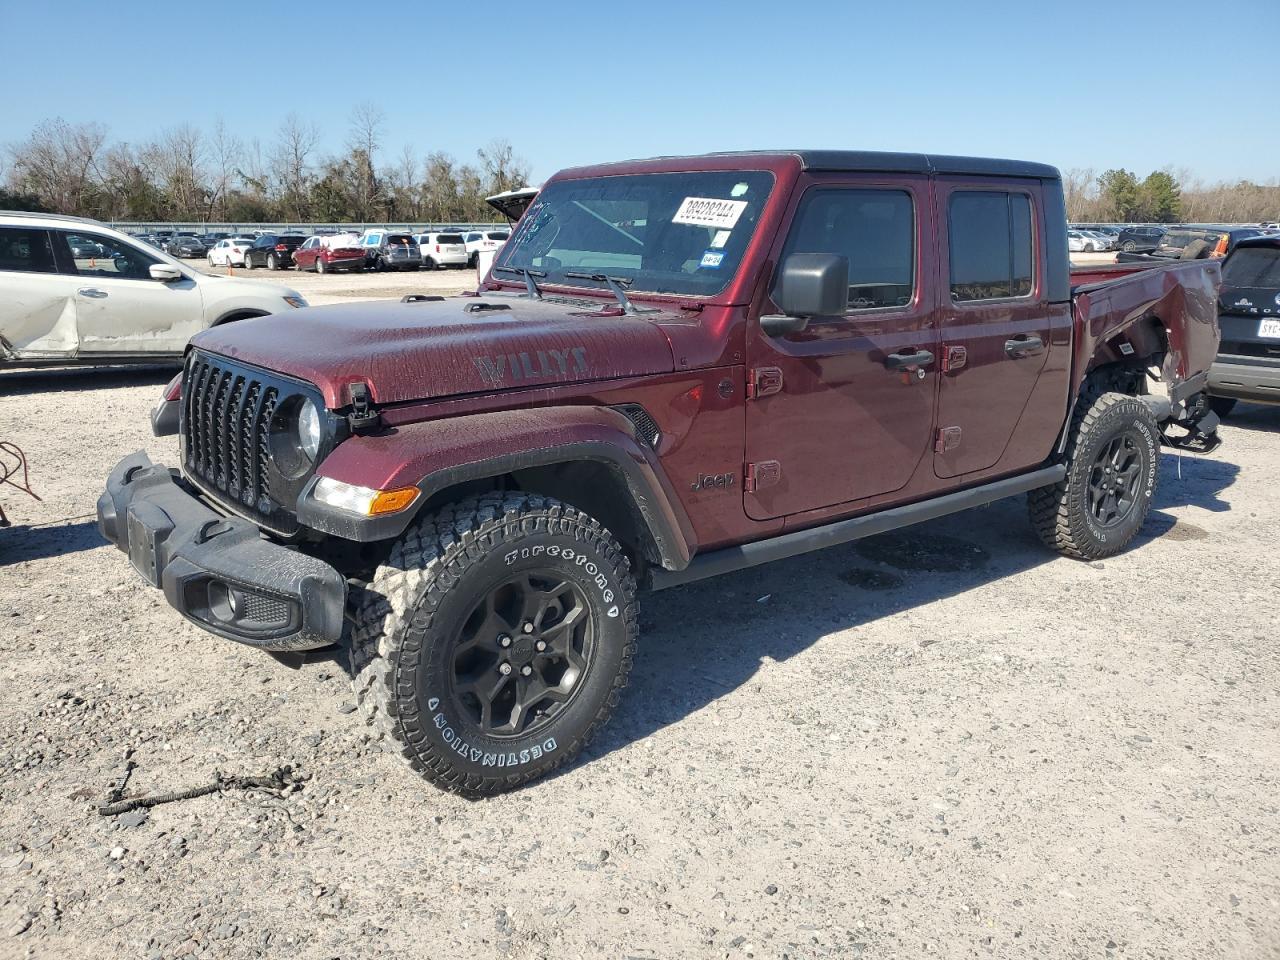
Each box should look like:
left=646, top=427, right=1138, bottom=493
left=2, top=284, right=1279, bottom=958
left=195, top=260, right=478, bottom=305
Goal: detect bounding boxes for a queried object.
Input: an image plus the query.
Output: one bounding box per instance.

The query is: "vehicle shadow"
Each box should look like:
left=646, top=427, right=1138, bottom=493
left=1217, top=402, right=1280, bottom=434
left=0, top=364, right=178, bottom=398
left=567, top=450, right=1240, bottom=780
left=0, top=519, right=104, bottom=568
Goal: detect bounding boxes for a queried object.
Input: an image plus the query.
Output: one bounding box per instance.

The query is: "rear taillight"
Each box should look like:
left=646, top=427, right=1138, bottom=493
left=275, top=243, right=288, bottom=251
left=436, top=244, right=441, bottom=252
left=163, top=372, right=182, bottom=402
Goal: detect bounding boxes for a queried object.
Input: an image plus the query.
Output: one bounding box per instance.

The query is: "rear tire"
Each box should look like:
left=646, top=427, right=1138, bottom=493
left=316, top=257, right=327, bottom=275
left=267, top=253, right=279, bottom=270
left=1028, top=392, right=1160, bottom=561
left=1121, top=240, right=1136, bottom=252
left=348, top=493, right=638, bottom=797
left=424, top=257, right=437, bottom=271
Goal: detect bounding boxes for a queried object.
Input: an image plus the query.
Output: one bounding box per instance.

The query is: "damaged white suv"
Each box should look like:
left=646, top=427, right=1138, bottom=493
left=0, top=212, right=307, bottom=364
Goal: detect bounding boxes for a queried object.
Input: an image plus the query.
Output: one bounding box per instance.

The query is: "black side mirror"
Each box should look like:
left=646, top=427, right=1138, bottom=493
left=762, top=253, right=849, bottom=336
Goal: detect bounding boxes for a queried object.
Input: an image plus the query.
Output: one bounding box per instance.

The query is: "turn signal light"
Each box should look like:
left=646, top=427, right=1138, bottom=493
left=369, top=487, right=420, bottom=516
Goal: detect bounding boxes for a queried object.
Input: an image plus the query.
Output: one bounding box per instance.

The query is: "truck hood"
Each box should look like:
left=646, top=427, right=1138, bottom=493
left=190, top=296, right=678, bottom=407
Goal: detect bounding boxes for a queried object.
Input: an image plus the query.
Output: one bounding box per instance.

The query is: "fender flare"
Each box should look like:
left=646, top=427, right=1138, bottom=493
left=297, top=405, right=695, bottom=570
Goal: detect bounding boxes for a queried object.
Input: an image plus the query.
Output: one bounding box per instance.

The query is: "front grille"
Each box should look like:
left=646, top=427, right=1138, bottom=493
left=181, top=350, right=323, bottom=536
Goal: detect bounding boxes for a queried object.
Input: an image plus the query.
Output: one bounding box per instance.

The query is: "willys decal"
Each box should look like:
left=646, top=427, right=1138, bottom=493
left=473, top=346, right=589, bottom=385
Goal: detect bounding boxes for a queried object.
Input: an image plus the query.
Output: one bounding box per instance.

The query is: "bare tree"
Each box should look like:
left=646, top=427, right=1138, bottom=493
left=1062, top=168, right=1096, bottom=222
left=208, top=118, right=242, bottom=221
left=477, top=139, right=530, bottom=196
left=384, top=144, right=420, bottom=220
left=271, top=113, right=320, bottom=220
left=7, top=118, right=107, bottom=215
left=150, top=125, right=207, bottom=219
left=420, top=151, right=460, bottom=221
left=347, top=102, right=385, bottom=220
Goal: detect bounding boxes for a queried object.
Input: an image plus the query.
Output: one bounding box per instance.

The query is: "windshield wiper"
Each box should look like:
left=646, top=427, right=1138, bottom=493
left=563, top=272, right=655, bottom=315
left=492, top=265, right=545, bottom=300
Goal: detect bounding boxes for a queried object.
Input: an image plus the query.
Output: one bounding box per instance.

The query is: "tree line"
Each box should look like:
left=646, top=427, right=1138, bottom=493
left=0, top=106, right=530, bottom=224
left=1064, top=167, right=1280, bottom=224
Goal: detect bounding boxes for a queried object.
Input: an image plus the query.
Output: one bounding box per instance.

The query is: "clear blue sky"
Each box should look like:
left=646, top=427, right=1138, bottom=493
left=2, top=0, right=1276, bottom=185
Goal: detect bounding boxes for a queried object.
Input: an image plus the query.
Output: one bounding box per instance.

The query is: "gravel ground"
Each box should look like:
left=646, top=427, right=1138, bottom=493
left=194, top=261, right=477, bottom=305
left=2, top=364, right=1279, bottom=959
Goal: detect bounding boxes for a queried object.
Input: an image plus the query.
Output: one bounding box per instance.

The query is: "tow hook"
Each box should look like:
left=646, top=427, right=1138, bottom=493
left=1142, top=393, right=1222, bottom=454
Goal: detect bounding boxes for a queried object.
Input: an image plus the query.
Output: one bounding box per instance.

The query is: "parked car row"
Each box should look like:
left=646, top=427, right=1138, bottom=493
left=181, top=227, right=513, bottom=273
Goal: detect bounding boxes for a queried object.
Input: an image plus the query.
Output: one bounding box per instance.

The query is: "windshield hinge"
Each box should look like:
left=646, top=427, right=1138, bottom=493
left=347, top=382, right=380, bottom=433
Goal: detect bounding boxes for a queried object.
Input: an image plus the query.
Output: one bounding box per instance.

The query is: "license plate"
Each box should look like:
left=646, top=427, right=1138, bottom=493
left=1260, top=319, right=1280, bottom=339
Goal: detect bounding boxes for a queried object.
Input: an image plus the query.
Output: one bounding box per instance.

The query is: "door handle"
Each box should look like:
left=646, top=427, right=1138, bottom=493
left=1004, top=335, right=1044, bottom=358
left=78, top=288, right=108, bottom=299
left=883, top=349, right=935, bottom=371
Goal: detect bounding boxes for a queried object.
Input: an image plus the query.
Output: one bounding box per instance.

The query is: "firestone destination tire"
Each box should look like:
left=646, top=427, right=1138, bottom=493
left=1028, top=392, right=1160, bottom=561
left=348, top=493, right=638, bottom=796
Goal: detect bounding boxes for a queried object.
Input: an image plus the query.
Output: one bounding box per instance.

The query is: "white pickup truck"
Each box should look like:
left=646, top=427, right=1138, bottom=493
left=0, top=211, right=307, bottom=364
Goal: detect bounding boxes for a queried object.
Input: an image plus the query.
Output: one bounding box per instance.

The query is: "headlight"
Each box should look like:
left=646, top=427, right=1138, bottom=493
left=283, top=295, right=308, bottom=309
left=297, top=398, right=322, bottom=461
left=311, top=477, right=419, bottom=517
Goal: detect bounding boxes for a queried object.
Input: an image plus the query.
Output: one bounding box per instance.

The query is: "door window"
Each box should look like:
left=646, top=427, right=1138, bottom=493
left=0, top=227, right=57, bottom=274
left=56, top=231, right=160, bottom=280
left=779, top=188, right=916, bottom=311
left=948, top=191, right=1034, bottom=301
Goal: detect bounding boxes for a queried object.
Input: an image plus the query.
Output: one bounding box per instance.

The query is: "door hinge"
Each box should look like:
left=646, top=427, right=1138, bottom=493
left=745, top=460, right=782, bottom=493
left=746, top=366, right=783, bottom=400
left=934, top=426, right=962, bottom=453
left=941, top=344, right=967, bottom=373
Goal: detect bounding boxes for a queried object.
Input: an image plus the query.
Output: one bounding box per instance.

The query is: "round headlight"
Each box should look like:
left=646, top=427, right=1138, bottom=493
left=297, top=399, right=322, bottom=461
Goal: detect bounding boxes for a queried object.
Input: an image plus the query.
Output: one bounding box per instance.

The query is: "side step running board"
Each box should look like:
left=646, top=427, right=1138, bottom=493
left=648, top=464, right=1067, bottom=591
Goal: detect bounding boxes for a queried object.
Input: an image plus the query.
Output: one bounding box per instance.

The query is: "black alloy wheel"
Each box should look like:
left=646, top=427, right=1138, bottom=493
left=449, top=572, right=594, bottom=737
left=1086, top=433, right=1143, bottom=528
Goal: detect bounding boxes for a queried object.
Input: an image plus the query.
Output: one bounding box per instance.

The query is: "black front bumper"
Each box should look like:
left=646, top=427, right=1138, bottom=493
left=96, top=452, right=346, bottom=651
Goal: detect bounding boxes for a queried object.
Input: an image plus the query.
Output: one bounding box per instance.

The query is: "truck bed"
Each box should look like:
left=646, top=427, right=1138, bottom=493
left=1069, top=257, right=1222, bottom=398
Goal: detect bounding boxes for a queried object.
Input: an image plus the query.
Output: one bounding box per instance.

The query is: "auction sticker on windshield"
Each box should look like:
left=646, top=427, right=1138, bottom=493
left=673, top=197, right=748, bottom=229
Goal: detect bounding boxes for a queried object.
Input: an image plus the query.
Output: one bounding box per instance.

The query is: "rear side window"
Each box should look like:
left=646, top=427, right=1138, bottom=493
left=781, top=188, right=916, bottom=311
left=0, top=227, right=57, bottom=274
left=1224, top=247, right=1280, bottom=287
left=949, top=191, right=1034, bottom=301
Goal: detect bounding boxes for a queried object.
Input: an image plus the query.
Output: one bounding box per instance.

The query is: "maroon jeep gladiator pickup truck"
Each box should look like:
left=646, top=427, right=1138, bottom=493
left=98, top=150, right=1223, bottom=796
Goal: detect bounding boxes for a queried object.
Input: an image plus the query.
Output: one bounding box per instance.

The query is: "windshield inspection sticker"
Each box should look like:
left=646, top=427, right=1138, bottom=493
left=710, top=229, right=732, bottom=249
left=673, top=197, right=748, bottom=230
left=699, top=250, right=725, bottom=269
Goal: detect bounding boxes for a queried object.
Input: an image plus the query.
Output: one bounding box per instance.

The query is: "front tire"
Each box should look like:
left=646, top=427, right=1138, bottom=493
left=1028, top=392, right=1160, bottom=561
left=348, top=493, right=638, bottom=796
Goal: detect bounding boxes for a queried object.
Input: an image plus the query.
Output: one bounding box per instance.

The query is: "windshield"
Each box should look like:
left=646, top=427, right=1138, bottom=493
left=1224, top=246, right=1280, bottom=287
left=495, top=170, right=775, bottom=297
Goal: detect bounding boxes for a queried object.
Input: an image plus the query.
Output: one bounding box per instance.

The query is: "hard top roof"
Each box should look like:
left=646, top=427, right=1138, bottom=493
left=558, top=150, right=1060, bottom=181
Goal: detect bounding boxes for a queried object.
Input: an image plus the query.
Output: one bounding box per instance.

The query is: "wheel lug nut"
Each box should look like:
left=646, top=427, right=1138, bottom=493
left=522, top=621, right=534, bottom=633
left=499, top=663, right=512, bottom=676
left=535, top=640, right=547, bottom=652
left=498, top=634, right=512, bottom=648
left=521, top=665, right=533, bottom=676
